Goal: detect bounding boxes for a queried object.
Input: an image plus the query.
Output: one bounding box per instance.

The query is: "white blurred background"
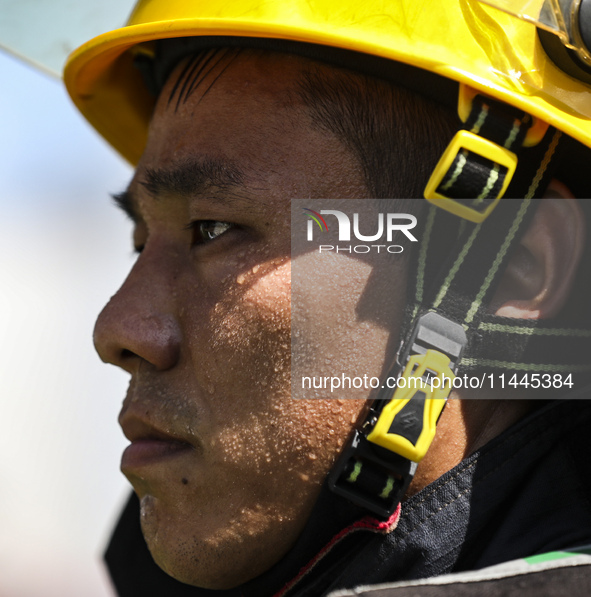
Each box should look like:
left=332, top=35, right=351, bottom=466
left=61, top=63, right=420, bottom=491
left=0, top=43, right=135, bottom=597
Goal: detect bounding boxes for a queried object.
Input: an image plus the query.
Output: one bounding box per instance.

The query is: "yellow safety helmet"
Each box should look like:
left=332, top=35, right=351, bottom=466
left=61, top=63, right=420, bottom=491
left=64, top=0, right=591, bottom=166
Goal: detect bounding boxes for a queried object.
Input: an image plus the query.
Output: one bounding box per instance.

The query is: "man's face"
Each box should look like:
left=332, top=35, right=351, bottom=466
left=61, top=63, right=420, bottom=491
left=94, top=49, right=406, bottom=588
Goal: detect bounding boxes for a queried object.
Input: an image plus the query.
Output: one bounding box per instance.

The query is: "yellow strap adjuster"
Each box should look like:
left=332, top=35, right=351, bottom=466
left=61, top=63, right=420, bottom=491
left=366, top=350, right=454, bottom=462
left=424, top=130, right=518, bottom=223
left=424, top=84, right=550, bottom=223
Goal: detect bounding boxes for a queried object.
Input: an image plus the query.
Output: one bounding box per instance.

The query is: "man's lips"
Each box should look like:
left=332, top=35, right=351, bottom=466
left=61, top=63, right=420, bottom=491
left=119, top=414, right=195, bottom=470
left=121, top=438, right=193, bottom=469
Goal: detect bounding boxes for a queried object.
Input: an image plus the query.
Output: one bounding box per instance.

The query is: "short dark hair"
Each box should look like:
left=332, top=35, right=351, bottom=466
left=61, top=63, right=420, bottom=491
left=295, top=66, right=459, bottom=201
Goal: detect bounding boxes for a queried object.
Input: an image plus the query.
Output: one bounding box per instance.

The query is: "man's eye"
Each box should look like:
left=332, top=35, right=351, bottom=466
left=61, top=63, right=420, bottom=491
left=189, top=220, right=233, bottom=245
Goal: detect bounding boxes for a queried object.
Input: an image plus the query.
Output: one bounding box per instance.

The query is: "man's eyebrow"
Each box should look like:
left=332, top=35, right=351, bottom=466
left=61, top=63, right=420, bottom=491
left=111, top=158, right=265, bottom=221
left=141, top=158, right=246, bottom=199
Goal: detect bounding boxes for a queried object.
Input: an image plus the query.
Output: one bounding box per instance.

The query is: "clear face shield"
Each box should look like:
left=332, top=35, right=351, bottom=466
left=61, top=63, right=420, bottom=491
left=0, top=0, right=136, bottom=76
left=480, top=0, right=591, bottom=78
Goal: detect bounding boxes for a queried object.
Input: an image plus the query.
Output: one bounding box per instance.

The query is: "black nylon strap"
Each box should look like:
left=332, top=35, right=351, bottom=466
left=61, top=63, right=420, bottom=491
left=463, top=316, right=591, bottom=375
left=430, top=89, right=567, bottom=216
left=404, top=198, right=535, bottom=337
left=407, top=194, right=591, bottom=382
left=400, top=75, right=591, bottom=385
left=336, top=113, right=589, bottom=519
left=423, top=198, right=536, bottom=325
left=464, top=94, right=533, bottom=150
left=435, top=151, right=508, bottom=200
left=432, top=93, right=542, bottom=203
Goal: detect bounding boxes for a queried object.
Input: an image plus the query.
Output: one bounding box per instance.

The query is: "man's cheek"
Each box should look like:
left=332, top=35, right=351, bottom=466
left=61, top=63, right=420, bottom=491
left=196, top=264, right=292, bottom=393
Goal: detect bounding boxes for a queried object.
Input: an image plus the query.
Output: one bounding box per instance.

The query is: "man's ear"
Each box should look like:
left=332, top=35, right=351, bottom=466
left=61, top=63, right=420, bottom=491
left=491, top=181, right=586, bottom=320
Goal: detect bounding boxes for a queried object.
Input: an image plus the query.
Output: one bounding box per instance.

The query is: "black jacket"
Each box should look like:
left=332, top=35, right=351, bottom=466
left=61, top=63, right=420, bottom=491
left=105, top=396, right=591, bottom=596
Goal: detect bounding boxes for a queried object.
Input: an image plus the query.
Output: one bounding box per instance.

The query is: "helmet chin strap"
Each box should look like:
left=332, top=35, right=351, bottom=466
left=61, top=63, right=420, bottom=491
left=329, top=90, right=591, bottom=519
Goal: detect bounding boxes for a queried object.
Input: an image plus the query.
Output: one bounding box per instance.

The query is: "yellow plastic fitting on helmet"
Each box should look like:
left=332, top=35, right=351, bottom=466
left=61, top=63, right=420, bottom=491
left=64, top=0, right=591, bottom=165
left=457, top=84, right=550, bottom=147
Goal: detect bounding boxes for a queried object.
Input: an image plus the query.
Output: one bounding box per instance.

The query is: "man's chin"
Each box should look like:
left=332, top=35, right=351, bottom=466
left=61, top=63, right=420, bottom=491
left=148, top=545, right=241, bottom=590
left=137, top=494, right=221, bottom=588
left=137, top=492, right=297, bottom=590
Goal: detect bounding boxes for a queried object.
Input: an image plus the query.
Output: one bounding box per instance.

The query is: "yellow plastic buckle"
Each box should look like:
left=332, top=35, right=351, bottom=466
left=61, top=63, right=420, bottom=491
left=366, top=350, right=454, bottom=462
left=424, top=130, right=518, bottom=223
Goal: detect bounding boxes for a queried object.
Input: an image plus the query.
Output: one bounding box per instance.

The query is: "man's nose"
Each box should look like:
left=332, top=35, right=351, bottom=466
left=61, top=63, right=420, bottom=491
left=93, top=251, right=182, bottom=373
